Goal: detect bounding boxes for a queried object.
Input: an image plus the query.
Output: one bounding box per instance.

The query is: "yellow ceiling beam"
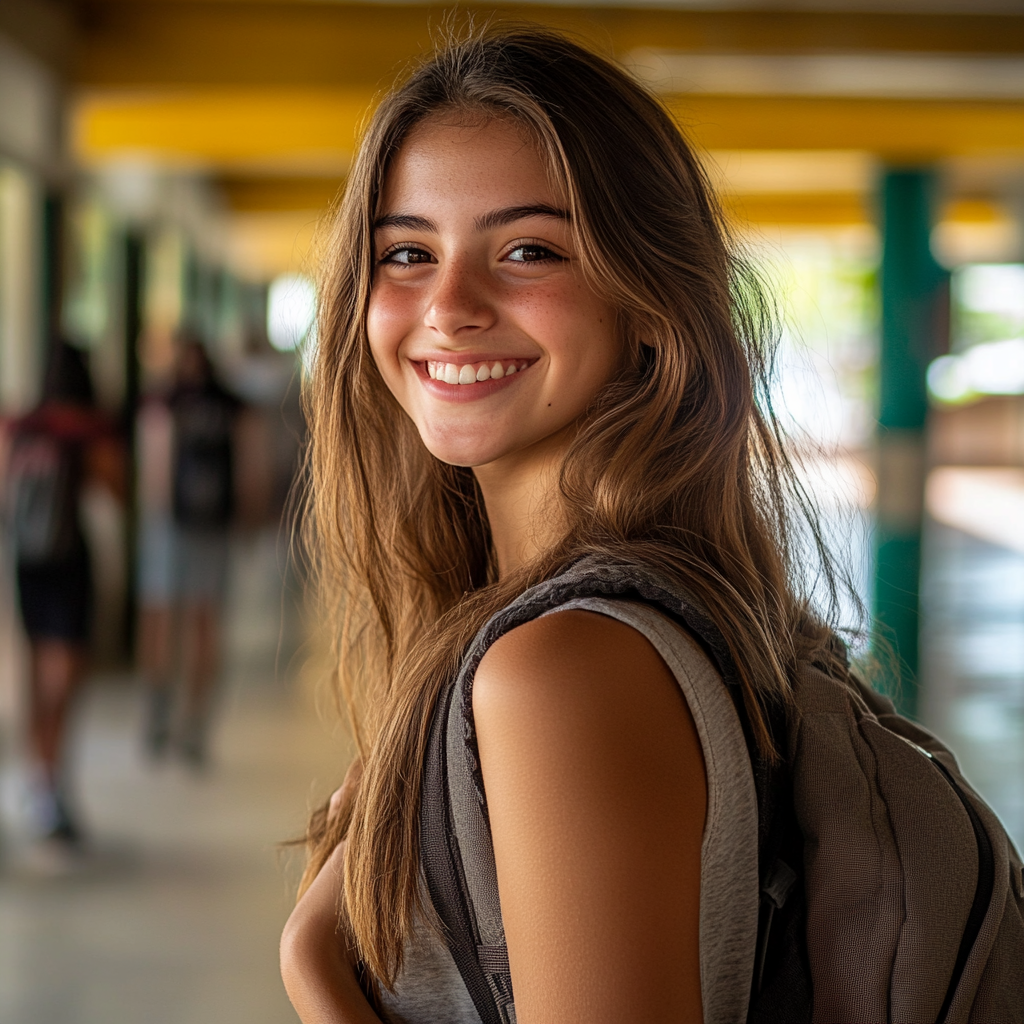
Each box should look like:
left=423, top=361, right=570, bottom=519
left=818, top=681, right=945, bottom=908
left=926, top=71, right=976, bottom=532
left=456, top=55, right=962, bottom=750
left=944, top=198, right=1009, bottom=223
left=224, top=210, right=321, bottom=281
left=219, top=182, right=1013, bottom=228
left=73, top=88, right=368, bottom=171
left=73, top=88, right=1024, bottom=171
left=670, top=95, right=1024, bottom=158
left=215, top=188, right=1010, bottom=237
left=723, top=194, right=1009, bottom=227
left=75, top=4, right=1024, bottom=89
left=725, top=193, right=870, bottom=226
left=219, top=175, right=344, bottom=213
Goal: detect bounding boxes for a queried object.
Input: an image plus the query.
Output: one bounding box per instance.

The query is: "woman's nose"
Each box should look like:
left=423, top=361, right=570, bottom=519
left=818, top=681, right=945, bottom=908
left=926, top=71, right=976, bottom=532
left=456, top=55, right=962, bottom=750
left=423, top=259, right=497, bottom=338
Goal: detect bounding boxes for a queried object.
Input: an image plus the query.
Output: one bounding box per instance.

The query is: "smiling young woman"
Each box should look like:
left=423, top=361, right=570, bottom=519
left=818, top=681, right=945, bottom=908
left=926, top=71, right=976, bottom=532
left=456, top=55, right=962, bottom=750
left=280, top=27, right=845, bottom=1024
left=367, top=116, right=621, bottom=571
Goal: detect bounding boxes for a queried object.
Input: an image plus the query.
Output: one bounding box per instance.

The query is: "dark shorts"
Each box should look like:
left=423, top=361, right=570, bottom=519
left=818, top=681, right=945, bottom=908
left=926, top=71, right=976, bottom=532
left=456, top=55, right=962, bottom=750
left=16, top=548, right=93, bottom=643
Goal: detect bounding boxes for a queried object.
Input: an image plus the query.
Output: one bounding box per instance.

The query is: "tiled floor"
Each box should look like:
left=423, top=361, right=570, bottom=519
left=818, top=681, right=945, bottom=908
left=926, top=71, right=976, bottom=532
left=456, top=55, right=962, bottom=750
left=0, top=671, right=350, bottom=1024
left=921, top=521, right=1024, bottom=851
left=0, top=530, right=351, bottom=1024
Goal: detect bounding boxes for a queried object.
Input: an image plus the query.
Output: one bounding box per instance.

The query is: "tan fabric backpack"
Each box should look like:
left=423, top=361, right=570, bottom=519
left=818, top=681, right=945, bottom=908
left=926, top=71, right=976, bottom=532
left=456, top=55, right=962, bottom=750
left=420, top=557, right=1024, bottom=1023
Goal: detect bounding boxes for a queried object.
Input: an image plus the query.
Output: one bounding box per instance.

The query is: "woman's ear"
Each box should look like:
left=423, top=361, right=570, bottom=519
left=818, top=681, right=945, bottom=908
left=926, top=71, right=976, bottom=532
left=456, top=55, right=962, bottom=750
left=622, top=317, right=658, bottom=370
left=618, top=309, right=654, bottom=353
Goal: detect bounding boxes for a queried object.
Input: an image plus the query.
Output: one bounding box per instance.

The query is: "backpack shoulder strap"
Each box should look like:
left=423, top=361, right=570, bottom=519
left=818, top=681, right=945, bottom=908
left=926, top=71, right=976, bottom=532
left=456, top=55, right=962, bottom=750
left=421, top=677, right=510, bottom=1024
left=420, top=556, right=763, bottom=1024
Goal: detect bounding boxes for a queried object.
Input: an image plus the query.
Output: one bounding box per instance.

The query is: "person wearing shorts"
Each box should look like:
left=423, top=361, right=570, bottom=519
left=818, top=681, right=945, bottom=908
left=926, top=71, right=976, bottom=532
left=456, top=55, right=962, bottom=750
left=3, top=341, right=119, bottom=849
left=139, top=339, right=239, bottom=767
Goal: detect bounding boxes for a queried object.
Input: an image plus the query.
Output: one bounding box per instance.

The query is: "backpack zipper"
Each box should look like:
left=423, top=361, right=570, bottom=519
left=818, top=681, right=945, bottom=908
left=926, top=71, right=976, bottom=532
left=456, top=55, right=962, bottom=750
left=753, top=858, right=798, bottom=994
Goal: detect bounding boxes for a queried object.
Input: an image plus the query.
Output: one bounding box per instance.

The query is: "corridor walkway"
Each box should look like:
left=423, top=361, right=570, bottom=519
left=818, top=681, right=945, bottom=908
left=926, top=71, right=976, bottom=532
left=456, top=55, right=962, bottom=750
left=0, top=669, right=346, bottom=1024
left=922, top=522, right=1024, bottom=851
left=0, top=516, right=1022, bottom=1022
left=0, top=530, right=349, bottom=1024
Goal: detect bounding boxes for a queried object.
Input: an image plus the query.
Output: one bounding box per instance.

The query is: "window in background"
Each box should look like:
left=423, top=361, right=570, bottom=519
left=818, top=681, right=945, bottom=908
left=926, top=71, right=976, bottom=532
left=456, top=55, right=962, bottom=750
left=928, top=263, right=1024, bottom=404
left=750, top=227, right=880, bottom=633
left=266, top=273, right=315, bottom=355
left=756, top=228, right=879, bottom=453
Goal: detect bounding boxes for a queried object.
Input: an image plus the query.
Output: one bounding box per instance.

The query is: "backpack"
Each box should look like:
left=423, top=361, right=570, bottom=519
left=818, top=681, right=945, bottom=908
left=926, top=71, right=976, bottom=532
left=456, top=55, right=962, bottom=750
left=420, top=557, right=1024, bottom=1024
left=171, top=390, right=236, bottom=529
left=5, top=430, right=80, bottom=564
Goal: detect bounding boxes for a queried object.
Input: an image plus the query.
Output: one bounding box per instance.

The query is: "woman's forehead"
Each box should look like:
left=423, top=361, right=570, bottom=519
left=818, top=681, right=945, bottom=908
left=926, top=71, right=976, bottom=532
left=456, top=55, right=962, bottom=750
left=379, top=114, right=564, bottom=213
left=404, top=108, right=535, bottom=150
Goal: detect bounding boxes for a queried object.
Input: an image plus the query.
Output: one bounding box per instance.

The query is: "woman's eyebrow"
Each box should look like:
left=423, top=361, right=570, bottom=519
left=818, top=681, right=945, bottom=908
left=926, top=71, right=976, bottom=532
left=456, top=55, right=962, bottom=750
left=374, top=213, right=436, bottom=232
left=475, top=204, right=568, bottom=230
left=373, top=206, right=568, bottom=234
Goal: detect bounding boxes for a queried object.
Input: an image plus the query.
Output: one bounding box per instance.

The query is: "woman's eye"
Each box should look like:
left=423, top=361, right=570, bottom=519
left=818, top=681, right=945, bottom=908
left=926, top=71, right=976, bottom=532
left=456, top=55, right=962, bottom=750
left=505, top=244, right=562, bottom=264
left=381, top=247, right=435, bottom=266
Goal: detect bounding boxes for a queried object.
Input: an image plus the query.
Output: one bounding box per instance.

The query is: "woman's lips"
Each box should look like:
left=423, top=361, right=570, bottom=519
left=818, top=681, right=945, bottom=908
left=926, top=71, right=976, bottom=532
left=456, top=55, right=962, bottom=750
left=414, top=357, right=536, bottom=402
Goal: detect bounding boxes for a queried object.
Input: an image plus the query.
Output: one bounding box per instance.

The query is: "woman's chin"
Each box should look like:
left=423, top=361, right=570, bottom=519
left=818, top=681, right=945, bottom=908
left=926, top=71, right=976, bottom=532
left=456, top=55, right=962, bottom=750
left=412, top=419, right=497, bottom=467
left=419, top=430, right=517, bottom=470
left=426, top=445, right=502, bottom=469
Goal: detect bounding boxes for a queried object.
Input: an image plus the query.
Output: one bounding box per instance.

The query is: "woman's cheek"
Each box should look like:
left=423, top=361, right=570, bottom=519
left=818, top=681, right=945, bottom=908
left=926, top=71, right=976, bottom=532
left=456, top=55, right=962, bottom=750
left=367, top=289, right=410, bottom=371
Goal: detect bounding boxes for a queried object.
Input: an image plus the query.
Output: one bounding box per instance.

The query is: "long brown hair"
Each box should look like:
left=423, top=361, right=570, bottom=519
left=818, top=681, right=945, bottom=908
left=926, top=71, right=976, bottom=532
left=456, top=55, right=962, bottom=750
left=300, top=26, right=848, bottom=985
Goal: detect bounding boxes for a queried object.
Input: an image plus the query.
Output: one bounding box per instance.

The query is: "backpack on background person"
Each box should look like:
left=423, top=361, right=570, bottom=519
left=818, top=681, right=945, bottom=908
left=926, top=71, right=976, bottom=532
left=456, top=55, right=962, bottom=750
left=171, top=389, right=237, bottom=530
left=5, top=429, right=80, bottom=565
left=168, top=339, right=241, bottom=533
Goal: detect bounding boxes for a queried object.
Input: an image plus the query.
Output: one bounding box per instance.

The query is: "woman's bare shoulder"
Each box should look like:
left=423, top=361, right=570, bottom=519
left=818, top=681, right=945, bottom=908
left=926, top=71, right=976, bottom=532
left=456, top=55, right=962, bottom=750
left=472, top=607, right=705, bottom=790
left=472, top=607, right=714, bottom=772
left=475, top=608, right=677, bottom=703
left=472, top=609, right=707, bottom=1022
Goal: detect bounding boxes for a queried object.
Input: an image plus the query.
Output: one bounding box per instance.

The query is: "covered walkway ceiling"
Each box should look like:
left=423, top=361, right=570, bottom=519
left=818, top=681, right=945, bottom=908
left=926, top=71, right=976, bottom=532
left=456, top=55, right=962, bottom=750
left=7, top=0, right=1019, bottom=273
left=71, top=4, right=1024, bottom=163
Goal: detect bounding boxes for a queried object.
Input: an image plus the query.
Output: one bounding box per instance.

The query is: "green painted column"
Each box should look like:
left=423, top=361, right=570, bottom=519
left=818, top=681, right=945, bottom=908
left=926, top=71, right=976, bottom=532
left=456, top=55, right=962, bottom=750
left=874, top=168, right=948, bottom=717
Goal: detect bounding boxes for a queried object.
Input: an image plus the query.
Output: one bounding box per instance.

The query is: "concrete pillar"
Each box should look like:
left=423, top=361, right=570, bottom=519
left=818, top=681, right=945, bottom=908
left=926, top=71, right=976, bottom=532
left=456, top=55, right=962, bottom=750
left=875, top=168, right=948, bottom=717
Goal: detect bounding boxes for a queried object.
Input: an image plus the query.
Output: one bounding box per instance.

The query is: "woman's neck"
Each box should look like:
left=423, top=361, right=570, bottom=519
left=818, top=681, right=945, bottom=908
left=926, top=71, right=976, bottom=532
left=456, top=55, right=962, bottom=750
left=473, top=433, right=568, bottom=578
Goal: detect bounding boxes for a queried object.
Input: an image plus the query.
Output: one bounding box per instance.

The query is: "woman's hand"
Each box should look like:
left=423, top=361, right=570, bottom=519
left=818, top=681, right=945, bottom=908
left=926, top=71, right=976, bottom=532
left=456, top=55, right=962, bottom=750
left=281, top=761, right=381, bottom=1024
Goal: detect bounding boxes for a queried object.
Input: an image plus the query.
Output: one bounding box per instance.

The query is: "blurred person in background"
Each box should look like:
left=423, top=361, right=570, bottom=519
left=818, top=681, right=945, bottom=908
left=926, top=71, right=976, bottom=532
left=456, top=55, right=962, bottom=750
left=1, top=340, right=120, bottom=854
left=140, top=336, right=243, bottom=768
left=135, top=376, right=176, bottom=757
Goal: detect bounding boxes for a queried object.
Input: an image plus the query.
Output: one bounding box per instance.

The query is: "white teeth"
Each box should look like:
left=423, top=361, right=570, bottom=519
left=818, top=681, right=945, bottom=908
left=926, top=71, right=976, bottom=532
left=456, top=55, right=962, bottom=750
left=430, top=360, right=524, bottom=383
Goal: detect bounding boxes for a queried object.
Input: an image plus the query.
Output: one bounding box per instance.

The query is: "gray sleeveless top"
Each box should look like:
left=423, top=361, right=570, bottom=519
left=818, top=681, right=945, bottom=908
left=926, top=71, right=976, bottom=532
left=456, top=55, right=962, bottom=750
left=378, top=597, right=759, bottom=1024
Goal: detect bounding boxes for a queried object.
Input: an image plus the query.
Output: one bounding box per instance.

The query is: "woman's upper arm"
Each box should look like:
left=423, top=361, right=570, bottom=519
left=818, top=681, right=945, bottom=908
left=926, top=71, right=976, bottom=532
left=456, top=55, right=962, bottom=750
left=473, top=610, right=707, bottom=1024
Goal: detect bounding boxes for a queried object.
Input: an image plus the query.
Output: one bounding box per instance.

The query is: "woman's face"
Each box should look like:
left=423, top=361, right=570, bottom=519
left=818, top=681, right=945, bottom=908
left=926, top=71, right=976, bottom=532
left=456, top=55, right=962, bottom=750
left=367, top=115, right=620, bottom=471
